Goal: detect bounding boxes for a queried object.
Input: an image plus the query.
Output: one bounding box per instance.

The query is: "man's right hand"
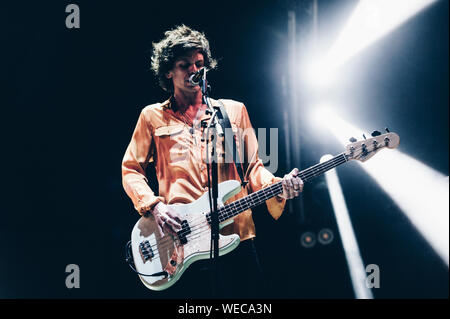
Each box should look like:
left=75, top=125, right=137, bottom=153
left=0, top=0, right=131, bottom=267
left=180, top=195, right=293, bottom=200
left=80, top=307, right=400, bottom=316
left=151, top=202, right=183, bottom=237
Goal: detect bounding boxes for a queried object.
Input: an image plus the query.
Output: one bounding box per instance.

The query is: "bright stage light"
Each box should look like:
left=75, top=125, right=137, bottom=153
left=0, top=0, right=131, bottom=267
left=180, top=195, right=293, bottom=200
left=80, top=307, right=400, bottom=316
left=321, top=154, right=374, bottom=299
left=304, top=57, right=337, bottom=90
left=327, top=0, right=437, bottom=68
left=315, top=108, right=449, bottom=266
left=304, top=0, right=437, bottom=89
left=361, top=150, right=449, bottom=267
left=311, top=105, right=365, bottom=143
left=311, top=104, right=333, bottom=125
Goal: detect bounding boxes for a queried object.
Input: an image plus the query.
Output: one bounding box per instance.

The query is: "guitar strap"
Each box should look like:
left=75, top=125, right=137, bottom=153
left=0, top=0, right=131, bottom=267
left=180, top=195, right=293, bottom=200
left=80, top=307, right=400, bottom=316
left=213, top=99, right=248, bottom=188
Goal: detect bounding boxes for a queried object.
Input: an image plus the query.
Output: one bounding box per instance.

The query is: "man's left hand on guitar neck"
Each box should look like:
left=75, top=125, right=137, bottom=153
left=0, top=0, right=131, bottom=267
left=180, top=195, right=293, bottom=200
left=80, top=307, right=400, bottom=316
left=278, top=168, right=303, bottom=200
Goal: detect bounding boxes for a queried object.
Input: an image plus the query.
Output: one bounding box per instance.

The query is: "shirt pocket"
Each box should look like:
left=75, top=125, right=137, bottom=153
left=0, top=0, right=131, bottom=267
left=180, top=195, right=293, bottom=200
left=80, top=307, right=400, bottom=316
left=154, top=124, right=184, bottom=137
left=154, top=124, right=189, bottom=163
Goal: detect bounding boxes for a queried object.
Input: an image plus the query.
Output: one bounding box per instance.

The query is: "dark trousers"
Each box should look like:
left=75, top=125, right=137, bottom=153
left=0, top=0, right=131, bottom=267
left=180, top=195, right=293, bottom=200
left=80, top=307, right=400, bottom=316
left=214, top=238, right=268, bottom=298
left=169, top=238, right=268, bottom=299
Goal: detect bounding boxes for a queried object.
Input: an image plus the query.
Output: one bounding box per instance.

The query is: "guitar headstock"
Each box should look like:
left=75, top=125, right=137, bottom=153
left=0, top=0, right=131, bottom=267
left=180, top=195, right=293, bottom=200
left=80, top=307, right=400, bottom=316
left=345, top=130, right=400, bottom=162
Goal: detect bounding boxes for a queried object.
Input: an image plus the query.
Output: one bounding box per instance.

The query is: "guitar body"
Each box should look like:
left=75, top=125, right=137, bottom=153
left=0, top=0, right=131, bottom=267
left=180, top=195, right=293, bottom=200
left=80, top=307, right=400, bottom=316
left=130, top=180, right=242, bottom=291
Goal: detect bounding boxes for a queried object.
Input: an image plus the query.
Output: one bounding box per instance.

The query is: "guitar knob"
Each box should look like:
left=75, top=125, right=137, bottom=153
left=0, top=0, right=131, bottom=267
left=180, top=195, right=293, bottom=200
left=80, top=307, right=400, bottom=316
left=349, top=137, right=357, bottom=143
left=371, top=130, right=381, bottom=137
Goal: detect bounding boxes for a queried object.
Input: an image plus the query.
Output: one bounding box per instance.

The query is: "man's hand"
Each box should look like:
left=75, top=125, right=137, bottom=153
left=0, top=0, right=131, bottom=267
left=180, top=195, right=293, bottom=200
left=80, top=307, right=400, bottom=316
left=279, top=168, right=304, bottom=199
left=151, top=202, right=183, bottom=237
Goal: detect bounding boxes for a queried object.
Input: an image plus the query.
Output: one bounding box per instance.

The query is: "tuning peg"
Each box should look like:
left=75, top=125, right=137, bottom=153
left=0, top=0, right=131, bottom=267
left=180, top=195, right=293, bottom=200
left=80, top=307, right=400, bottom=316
left=371, top=130, right=381, bottom=137
left=349, top=137, right=357, bottom=143
left=385, top=127, right=390, bottom=133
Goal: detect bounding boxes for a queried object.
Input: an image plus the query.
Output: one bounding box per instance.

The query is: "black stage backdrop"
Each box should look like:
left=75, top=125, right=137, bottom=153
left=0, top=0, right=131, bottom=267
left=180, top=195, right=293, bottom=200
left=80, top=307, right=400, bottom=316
left=0, top=0, right=448, bottom=300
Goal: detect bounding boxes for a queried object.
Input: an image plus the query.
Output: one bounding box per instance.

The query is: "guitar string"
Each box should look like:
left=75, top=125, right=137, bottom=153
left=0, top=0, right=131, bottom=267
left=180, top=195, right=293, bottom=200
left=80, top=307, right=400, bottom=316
left=143, top=139, right=389, bottom=264
left=137, top=154, right=351, bottom=258
left=138, top=155, right=350, bottom=261
left=147, top=143, right=380, bottom=258
left=166, top=147, right=347, bottom=241
left=161, top=153, right=347, bottom=238
left=148, top=134, right=382, bottom=252
left=168, top=153, right=348, bottom=239
left=144, top=154, right=349, bottom=256
left=148, top=154, right=347, bottom=249
left=143, top=154, right=349, bottom=256
left=136, top=186, right=284, bottom=260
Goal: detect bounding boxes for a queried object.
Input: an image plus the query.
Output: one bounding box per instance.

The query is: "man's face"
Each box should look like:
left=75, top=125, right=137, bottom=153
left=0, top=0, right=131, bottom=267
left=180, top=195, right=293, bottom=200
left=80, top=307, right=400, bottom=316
left=166, top=50, right=205, bottom=94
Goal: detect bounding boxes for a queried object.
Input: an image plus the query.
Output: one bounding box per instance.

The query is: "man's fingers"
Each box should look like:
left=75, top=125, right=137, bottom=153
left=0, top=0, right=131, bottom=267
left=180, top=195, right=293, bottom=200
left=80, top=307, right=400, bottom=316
left=281, top=178, right=289, bottom=199
left=292, top=178, right=301, bottom=190
left=167, top=211, right=183, bottom=224
left=157, top=223, right=165, bottom=237
left=157, top=210, right=182, bottom=230
left=282, top=176, right=292, bottom=199
left=166, top=212, right=182, bottom=231
left=165, top=218, right=182, bottom=232
left=158, top=219, right=179, bottom=237
left=279, top=169, right=304, bottom=200
left=287, top=178, right=295, bottom=198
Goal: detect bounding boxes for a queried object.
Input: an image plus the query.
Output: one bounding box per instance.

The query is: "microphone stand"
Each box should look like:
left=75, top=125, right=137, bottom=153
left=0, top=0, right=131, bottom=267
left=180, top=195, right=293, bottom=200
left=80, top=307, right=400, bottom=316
left=199, top=71, right=223, bottom=298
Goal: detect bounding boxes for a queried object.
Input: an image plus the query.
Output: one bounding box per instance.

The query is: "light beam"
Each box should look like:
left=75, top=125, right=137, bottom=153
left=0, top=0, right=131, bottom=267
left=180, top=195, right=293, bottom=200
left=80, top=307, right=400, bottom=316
left=314, top=107, right=449, bottom=266
left=321, top=154, right=374, bottom=299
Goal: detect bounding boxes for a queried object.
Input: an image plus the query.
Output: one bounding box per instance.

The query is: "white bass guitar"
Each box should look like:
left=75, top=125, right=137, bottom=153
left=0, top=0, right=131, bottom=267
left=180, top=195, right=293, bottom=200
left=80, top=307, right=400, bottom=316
left=128, top=131, right=400, bottom=291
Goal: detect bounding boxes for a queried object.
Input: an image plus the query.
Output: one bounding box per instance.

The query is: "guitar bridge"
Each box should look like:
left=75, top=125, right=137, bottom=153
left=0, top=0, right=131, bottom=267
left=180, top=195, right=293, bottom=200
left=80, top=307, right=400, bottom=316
left=139, top=240, right=154, bottom=263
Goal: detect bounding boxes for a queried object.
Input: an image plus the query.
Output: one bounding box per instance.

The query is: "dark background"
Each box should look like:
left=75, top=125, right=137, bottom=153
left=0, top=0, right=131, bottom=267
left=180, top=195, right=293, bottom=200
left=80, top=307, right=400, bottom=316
left=0, top=0, right=448, bottom=298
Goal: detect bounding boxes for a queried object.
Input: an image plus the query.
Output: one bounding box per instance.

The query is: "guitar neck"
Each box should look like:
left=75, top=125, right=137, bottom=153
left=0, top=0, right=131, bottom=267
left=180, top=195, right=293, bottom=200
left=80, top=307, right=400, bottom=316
left=216, top=153, right=349, bottom=223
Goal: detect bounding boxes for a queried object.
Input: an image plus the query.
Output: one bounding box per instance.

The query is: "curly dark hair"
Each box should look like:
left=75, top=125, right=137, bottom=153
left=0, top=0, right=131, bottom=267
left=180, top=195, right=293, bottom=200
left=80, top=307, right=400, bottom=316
left=151, top=24, right=218, bottom=93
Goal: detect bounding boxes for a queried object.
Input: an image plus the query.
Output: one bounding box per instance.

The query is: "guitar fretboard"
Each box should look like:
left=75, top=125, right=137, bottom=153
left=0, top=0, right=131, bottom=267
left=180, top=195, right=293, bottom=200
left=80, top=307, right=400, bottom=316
left=207, top=153, right=348, bottom=223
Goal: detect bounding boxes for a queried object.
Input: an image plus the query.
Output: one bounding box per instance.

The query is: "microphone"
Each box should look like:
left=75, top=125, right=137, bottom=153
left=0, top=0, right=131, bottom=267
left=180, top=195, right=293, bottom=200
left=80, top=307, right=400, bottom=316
left=188, top=68, right=207, bottom=86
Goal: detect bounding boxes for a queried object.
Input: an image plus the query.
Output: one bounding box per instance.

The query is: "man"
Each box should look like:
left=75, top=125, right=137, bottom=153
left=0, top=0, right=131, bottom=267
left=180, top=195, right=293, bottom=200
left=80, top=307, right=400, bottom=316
left=122, top=24, right=303, bottom=297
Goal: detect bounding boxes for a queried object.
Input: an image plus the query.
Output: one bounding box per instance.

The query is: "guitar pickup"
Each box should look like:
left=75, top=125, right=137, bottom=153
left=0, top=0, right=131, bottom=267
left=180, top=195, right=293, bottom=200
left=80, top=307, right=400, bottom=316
left=177, top=220, right=191, bottom=245
left=139, top=240, right=154, bottom=263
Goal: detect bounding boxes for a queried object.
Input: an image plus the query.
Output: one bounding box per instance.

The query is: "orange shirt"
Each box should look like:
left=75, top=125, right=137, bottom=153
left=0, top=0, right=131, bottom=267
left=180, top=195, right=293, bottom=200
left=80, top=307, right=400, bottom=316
left=121, top=97, right=286, bottom=241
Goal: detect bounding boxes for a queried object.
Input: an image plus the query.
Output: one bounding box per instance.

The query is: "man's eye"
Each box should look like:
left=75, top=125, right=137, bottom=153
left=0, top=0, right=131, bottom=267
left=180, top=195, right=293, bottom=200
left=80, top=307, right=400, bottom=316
left=179, top=63, right=189, bottom=69
left=196, top=62, right=204, bottom=68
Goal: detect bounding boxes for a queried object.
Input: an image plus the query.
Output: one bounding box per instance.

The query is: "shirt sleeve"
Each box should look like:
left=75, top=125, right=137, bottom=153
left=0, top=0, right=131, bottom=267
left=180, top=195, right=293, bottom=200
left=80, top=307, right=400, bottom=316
left=121, top=109, right=164, bottom=215
left=237, top=104, right=286, bottom=220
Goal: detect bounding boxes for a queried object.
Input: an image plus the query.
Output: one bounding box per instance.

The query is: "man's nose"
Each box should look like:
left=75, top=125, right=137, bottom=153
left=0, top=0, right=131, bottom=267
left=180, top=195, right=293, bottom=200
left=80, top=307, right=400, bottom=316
left=189, top=63, right=200, bottom=73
